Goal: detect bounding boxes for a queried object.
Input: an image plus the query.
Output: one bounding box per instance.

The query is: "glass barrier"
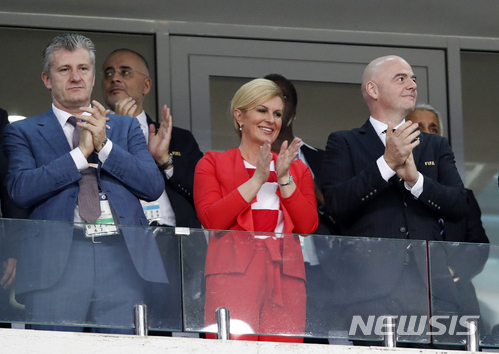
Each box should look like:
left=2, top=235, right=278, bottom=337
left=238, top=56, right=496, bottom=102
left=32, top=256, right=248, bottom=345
left=10, top=216, right=494, bottom=347
left=182, top=230, right=430, bottom=344
left=0, top=218, right=182, bottom=333
left=429, top=241, right=498, bottom=348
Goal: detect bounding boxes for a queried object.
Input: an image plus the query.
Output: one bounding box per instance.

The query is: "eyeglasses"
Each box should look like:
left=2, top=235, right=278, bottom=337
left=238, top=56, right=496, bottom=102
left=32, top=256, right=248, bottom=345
left=103, top=68, right=149, bottom=80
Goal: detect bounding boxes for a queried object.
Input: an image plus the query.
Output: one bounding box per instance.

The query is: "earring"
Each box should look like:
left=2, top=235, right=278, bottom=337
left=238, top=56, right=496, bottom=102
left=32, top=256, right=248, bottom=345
left=286, top=116, right=296, bottom=127
left=239, top=124, right=243, bottom=131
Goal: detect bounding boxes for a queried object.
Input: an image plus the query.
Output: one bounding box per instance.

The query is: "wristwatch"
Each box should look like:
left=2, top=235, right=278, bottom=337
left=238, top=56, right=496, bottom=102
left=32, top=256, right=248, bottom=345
left=278, top=175, right=294, bottom=186
left=157, top=153, right=173, bottom=170
left=95, top=138, right=108, bottom=152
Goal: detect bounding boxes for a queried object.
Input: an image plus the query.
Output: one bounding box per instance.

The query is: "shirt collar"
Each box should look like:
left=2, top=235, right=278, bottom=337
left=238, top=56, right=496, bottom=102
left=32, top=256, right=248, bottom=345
left=52, top=104, right=91, bottom=129
left=369, top=116, right=405, bottom=137
left=135, top=110, right=148, bottom=128
left=109, top=109, right=147, bottom=127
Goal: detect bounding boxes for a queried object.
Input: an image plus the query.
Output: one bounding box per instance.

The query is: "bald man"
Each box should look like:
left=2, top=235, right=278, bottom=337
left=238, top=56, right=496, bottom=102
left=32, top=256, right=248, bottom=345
left=102, top=49, right=203, bottom=229
left=320, top=56, right=468, bottom=339
left=101, top=49, right=205, bottom=329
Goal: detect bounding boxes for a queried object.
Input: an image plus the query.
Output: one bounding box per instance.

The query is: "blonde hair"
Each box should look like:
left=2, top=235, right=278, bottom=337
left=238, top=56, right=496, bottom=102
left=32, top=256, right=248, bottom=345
left=231, top=78, right=284, bottom=137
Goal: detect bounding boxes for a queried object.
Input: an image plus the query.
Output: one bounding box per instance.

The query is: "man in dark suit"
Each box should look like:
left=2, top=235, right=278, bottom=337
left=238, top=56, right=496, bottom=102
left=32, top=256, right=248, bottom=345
left=407, top=103, right=489, bottom=339
left=3, top=33, right=167, bottom=331
left=321, top=55, right=468, bottom=340
left=102, top=49, right=204, bottom=329
left=0, top=108, right=16, bottom=290
left=0, top=107, right=28, bottom=325
left=102, top=49, right=202, bottom=229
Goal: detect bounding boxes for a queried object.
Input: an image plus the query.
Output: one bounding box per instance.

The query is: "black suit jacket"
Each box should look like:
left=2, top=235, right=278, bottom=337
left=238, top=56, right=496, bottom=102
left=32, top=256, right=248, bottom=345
left=147, top=115, right=203, bottom=228
left=300, top=144, right=339, bottom=235
left=0, top=108, right=28, bottom=261
left=437, top=189, right=489, bottom=319
left=145, top=115, right=205, bottom=328
left=320, top=119, right=468, bottom=304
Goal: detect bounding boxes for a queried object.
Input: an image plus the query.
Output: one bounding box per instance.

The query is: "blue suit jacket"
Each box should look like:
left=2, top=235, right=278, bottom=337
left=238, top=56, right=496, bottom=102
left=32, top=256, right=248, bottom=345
left=4, top=108, right=168, bottom=295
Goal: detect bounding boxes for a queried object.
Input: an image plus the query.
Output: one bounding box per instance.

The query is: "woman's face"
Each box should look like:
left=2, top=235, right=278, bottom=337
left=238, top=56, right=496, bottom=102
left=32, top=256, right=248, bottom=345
left=236, top=95, right=284, bottom=146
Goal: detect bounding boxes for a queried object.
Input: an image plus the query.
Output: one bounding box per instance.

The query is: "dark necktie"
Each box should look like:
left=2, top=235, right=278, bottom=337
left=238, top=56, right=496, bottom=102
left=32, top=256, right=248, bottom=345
left=68, top=116, right=101, bottom=223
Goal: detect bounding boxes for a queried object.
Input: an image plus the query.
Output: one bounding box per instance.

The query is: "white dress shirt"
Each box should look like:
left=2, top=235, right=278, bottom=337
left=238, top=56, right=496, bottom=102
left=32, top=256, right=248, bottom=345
left=52, top=104, right=112, bottom=223
left=369, top=116, right=424, bottom=199
left=133, top=110, right=176, bottom=226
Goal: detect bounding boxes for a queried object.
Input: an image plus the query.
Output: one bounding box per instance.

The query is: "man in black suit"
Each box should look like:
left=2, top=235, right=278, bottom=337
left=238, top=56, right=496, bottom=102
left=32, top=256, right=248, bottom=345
left=102, top=49, right=202, bottom=229
left=102, top=49, right=204, bottom=329
left=0, top=108, right=16, bottom=324
left=407, top=103, right=489, bottom=339
left=321, top=56, right=468, bottom=340
left=0, top=108, right=28, bottom=324
left=0, top=108, right=15, bottom=286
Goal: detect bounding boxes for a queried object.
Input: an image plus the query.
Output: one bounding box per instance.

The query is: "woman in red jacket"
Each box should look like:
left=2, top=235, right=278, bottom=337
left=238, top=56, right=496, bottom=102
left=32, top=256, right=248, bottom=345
left=194, top=78, right=318, bottom=342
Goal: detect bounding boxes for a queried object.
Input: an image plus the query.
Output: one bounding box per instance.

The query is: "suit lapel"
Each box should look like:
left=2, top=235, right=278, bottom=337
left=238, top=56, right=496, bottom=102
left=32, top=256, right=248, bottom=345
left=146, top=113, right=159, bottom=131
left=38, top=109, right=72, bottom=156
left=412, top=132, right=424, bottom=167
left=359, top=120, right=385, bottom=159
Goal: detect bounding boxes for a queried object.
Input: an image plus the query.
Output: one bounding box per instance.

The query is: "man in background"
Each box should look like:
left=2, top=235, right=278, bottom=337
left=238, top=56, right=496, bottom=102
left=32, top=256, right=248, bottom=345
left=407, top=103, right=489, bottom=336
left=0, top=107, right=27, bottom=325
left=101, top=49, right=205, bottom=330
left=101, top=48, right=202, bottom=229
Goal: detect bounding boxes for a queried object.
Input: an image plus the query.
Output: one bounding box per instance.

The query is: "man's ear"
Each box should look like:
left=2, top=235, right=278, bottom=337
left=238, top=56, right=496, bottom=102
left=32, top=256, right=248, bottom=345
left=41, top=72, right=52, bottom=90
left=366, top=81, right=378, bottom=100
left=143, top=77, right=152, bottom=96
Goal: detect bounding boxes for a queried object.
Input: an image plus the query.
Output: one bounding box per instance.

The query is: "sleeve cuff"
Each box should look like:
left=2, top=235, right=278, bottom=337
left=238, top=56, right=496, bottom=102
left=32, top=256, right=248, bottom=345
left=97, top=139, right=113, bottom=164
left=377, top=156, right=396, bottom=182
left=70, top=147, right=89, bottom=171
left=164, top=166, right=174, bottom=179
left=404, top=172, right=424, bottom=198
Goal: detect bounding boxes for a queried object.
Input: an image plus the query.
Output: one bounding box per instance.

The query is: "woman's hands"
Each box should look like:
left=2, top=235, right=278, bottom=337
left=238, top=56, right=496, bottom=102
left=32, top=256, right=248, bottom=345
left=238, top=140, right=272, bottom=203
left=276, top=137, right=301, bottom=184
left=238, top=138, right=299, bottom=203
left=251, top=139, right=273, bottom=185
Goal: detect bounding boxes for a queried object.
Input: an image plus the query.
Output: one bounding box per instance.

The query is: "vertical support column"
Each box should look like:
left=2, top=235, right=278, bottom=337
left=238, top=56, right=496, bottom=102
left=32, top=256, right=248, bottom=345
left=216, top=307, right=230, bottom=340
left=155, top=31, right=172, bottom=124
left=134, top=304, right=148, bottom=336
left=465, top=319, right=479, bottom=352
left=383, top=316, right=397, bottom=348
left=446, top=37, right=466, bottom=179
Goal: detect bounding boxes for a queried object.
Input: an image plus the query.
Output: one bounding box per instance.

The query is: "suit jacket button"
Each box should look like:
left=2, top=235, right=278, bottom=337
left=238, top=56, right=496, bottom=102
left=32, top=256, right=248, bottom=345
left=400, top=227, right=406, bottom=233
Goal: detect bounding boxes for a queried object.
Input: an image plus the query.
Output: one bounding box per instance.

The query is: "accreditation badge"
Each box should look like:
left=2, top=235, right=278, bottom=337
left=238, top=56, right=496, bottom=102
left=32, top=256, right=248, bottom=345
left=140, top=199, right=162, bottom=222
left=85, top=193, right=119, bottom=238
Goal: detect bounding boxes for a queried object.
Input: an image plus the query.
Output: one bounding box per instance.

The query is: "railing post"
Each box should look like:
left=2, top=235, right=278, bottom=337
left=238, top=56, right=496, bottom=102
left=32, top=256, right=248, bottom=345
left=134, top=304, right=148, bottom=336
left=465, top=319, right=479, bottom=352
left=216, top=307, right=230, bottom=340
left=383, top=316, right=397, bottom=348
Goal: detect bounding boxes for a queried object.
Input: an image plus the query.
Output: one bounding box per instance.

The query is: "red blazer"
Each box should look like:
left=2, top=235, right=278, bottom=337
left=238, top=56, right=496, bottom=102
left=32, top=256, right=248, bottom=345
left=194, top=148, right=318, bottom=281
